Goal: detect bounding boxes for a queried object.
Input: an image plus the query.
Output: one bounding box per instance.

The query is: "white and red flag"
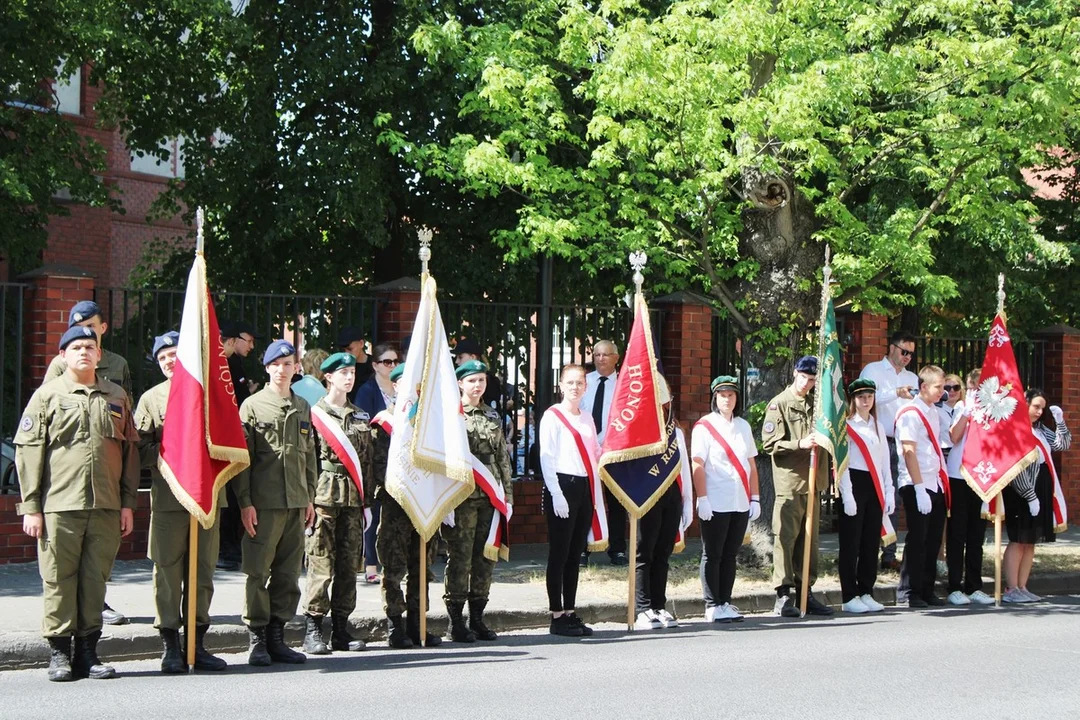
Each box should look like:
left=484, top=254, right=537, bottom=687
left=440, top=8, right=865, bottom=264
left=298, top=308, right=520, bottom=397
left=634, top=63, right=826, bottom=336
left=961, top=313, right=1039, bottom=500
left=158, top=252, right=250, bottom=528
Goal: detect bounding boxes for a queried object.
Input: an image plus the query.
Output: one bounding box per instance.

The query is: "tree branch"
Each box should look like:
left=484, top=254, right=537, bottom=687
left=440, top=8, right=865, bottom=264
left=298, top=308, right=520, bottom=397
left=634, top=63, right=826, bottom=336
left=838, top=134, right=918, bottom=204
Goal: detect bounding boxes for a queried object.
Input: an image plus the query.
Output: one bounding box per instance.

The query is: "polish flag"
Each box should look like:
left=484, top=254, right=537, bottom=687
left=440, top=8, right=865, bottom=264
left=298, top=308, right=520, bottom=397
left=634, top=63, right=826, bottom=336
left=159, top=253, right=250, bottom=528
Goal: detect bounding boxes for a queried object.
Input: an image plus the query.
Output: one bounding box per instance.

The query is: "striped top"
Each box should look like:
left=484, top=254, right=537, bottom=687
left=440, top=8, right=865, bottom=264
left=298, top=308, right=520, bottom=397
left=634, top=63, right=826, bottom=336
left=1011, top=420, right=1071, bottom=501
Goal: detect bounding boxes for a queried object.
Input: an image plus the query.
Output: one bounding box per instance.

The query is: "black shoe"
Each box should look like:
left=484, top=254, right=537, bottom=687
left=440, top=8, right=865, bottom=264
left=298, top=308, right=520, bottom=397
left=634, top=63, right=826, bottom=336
left=247, top=627, right=272, bottom=666
left=191, top=625, right=227, bottom=671
left=773, top=594, right=801, bottom=618
left=388, top=615, right=414, bottom=649
left=925, top=595, right=947, bottom=607
left=159, top=628, right=187, bottom=674
left=880, top=558, right=901, bottom=572
left=549, top=614, right=583, bottom=637
left=907, top=596, right=929, bottom=609
left=72, top=631, right=117, bottom=679
left=404, top=613, right=441, bottom=647
left=567, top=612, right=593, bottom=637
left=579, top=552, right=589, bottom=568
left=46, top=637, right=73, bottom=682
left=101, top=603, right=127, bottom=626
left=468, top=599, right=498, bottom=641
left=803, top=594, right=835, bottom=617
left=447, top=602, right=476, bottom=643
left=609, top=552, right=629, bottom=567
left=330, top=615, right=365, bottom=651
left=266, top=620, right=306, bottom=664
left=302, top=615, right=331, bottom=655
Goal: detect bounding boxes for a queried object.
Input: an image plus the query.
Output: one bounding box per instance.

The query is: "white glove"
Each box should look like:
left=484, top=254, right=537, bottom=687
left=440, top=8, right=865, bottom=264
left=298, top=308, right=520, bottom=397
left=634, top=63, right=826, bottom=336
left=914, top=485, right=932, bottom=515
left=442, top=510, right=455, bottom=528
left=697, top=496, right=714, bottom=522
left=681, top=502, right=693, bottom=531
left=1028, top=498, right=1041, bottom=517
left=505, top=503, right=513, bottom=522
left=962, top=402, right=973, bottom=419
left=749, top=496, right=761, bottom=522
left=885, top=489, right=896, bottom=516
left=980, top=501, right=990, bottom=517
left=1050, top=405, right=1064, bottom=424
left=842, top=491, right=857, bottom=517
left=550, top=493, right=570, bottom=519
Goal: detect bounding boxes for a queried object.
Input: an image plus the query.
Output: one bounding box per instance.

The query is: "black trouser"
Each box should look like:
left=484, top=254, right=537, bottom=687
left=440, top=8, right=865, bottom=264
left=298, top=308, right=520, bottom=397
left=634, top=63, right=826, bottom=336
left=700, top=509, right=749, bottom=608
left=635, top=484, right=681, bottom=614
left=947, top=477, right=986, bottom=594
left=545, top=474, right=593, bottom=612
left=838, top=469, right=883, bottom=602
left=882, top=437, right=900, bottom=562
left=897, top=485, right=947, bottom=602
left=603, top=486, right=627, bottom=556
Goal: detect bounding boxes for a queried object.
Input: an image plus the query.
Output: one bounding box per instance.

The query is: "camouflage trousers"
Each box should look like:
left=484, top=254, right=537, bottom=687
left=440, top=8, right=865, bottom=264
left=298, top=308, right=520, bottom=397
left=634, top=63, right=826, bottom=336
left=442, top=495, right=496, bottom=605
left=377, top=495, right=435, bottom=618
left=303, top=505, right=365, bottom=617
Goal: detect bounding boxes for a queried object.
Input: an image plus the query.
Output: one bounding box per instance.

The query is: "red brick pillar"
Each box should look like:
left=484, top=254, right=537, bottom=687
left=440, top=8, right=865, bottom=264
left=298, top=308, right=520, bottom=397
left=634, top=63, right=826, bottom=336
left=654, top=291, right=713, bottom=424
left=844, top=311, right=890, bottom=383
left=373, top=277, right=422, bottom=346
left=1034, top=325, right=1080, bottom=521
left=19, top=264, right=95, bottom=387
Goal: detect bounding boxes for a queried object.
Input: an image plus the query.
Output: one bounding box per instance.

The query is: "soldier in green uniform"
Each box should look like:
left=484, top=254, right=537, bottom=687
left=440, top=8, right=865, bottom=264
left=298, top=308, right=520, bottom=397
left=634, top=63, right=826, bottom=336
left=134, top=331, right=228, bottom=674
left=761, top=355, right=833, bottom=618
left=234, top=339, right=317, bottom=666
left=15, top=326, right=140, bottom=681
left=301, top=351, right=373, bottom=655
left=374, top=362, right=441, bottom=648
left=443, top=360, right=514, bottom=643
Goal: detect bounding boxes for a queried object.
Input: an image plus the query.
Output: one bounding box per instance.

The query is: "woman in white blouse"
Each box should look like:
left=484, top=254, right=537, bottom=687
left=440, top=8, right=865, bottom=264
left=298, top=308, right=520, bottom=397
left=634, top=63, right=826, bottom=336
left=539, top=365, right=603, bottom=638
left=837, top=379, right=892, bottom=614
left=691, top=375, right=760, bottom=623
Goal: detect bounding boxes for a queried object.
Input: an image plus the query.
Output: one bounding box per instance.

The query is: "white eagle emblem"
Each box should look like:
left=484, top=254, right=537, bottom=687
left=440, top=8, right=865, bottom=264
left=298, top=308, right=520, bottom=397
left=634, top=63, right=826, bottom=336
left=971, top=376, right=1018, bottom=430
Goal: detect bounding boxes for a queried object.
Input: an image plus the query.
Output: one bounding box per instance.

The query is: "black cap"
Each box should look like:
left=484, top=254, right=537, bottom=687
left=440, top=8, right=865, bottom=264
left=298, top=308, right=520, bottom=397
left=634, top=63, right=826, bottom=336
left=451, top=338, right=483, bottom=356
left=336, top=326, right=366, bottom=348
left=221, top=320, right=260, bottom=339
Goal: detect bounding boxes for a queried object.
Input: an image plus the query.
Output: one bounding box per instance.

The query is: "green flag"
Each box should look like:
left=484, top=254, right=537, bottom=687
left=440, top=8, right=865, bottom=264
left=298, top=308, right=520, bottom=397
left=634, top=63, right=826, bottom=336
left=813, top=295, right=848, bottom=478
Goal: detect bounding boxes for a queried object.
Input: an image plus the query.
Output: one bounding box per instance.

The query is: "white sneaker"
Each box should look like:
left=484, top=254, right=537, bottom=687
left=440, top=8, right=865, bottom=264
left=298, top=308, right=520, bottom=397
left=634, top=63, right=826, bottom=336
left=635, top=610, right=662, bottom=630
left=704, top=606, right=716, bottom=622
left=721, top=603, right=744, bottom=623
left=859, top=594, right=885, bottom=612
left=1002, top=588, right=1028, bottom=604
left=1020, top=588, right=1043, bottom=602
left=969, top=590, right=994, bottom=605
left=841, top=597, right=869, bottom=614
left=655, top=609, right=679, bottom=628
left=712, top=604, right=738, bottom=623
left=947, top=591, right=971, bottom=606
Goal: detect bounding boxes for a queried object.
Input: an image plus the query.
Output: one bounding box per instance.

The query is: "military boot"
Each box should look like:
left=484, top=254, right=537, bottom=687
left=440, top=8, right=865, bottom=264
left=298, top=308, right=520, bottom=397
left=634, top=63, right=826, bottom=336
left=302, top=615, right=330, bottom=655
left=446, top=602, right=476, bottom=643
left=406, top=612, right=442, bottom=647
left=266, top=620, right=306, bottom=664
left=45, top=637, right=73, bottom=682
left=330, top=614, right=365, bottom=652
left=72, top=631, right=117, bottom=680
left=468, top=599, right=498, bottom=641
left=159, top=628, right=187, bottom=674
left=248, top=626, right=272, bottom=666
left=387, top=615, right=413, bottom=649
left=192, top=625, right=227, bottom=671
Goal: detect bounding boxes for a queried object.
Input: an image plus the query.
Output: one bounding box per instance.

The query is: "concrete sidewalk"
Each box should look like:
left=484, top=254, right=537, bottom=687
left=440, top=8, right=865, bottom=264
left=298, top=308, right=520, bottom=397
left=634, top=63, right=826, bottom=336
left=3, top=532, right=1080, bottom=671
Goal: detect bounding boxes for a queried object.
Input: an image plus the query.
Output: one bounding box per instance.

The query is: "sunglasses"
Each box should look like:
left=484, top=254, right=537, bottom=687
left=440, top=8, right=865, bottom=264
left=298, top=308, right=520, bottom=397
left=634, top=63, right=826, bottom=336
left=890, top=344, right=914, bottom=358
left=944, top=384, right=961, bottom=392
left=375, top=358, right=400, bottom=366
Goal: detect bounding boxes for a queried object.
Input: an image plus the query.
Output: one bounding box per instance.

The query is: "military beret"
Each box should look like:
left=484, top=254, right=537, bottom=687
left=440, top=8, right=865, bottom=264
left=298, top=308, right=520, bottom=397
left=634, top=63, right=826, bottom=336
left=152, top=331, right=180, bottom=359
left=455, top=360, right=488, bottom=380
left=336, top=326, right=366, bottom=348
left=220, top=319, right=260, bottom=340
left=320, top=351, right=356, bottom=374
left=389, top=363, right=405, bottom=382
left=263, top=339, right=296, bottom=366
left=59, top=325, right=97, bottom=350
left=848, top=378, right=876, bottom=396
left=451, top=338, right=483, bottom=356
left=68, top=300, right=102, bottom=327
left=711, top=375, right=739, bottom=393
left=794, top=355, right=818, bottom=374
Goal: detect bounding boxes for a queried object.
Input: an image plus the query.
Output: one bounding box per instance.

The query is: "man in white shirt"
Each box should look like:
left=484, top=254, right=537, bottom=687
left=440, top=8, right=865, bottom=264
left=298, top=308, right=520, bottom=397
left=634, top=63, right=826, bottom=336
left=858, top=332, right=918, bottom=569
left=580, top=340, right=627, bottom=566
left=894, top=365, right=949, bottom=608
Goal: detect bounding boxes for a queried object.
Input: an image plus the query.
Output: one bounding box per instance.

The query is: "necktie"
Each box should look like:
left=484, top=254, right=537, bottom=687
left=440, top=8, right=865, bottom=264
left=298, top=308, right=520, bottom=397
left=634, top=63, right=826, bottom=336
left=592, top=376, right=607, bottom=432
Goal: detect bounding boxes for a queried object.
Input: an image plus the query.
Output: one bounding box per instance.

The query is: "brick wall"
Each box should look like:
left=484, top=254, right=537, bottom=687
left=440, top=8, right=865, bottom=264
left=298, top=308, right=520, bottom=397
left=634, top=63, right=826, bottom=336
left=373, top=279, right=421, bottom=348
left=19, top=268, right=96, bottom=388
left=844, top=311, right=889, bottom=385
left=655, top=291, right=713, bottom=422
left=1036, top=326, right=1080, bottom=521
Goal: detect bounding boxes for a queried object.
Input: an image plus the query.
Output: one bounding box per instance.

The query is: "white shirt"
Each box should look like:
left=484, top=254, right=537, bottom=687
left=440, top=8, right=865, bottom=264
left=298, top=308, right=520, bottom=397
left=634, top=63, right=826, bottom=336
left=581, top=369, right=617, bottom=445
left=690, top=413, right=758, bottom=512
left=895, top=396, right=945, bottom=493
left=839, top=412, right=892, bottom=497
left=945, top=399, right=969, bottom=479
left=539, top=404, right=600, bottom=496
left=859, top=357, right=919, bottom=438
left=937, top=401, right=961, bottom=450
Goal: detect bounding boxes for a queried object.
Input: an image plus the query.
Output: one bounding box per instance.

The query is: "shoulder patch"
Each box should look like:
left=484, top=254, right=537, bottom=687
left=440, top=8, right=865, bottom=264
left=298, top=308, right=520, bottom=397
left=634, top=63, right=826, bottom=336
left=108, top=403, right=123, bottom=420
left=299, top=420, right=311, bottom=436
left=352, top=410, right=370, bottom=422
left=763, top=421, right=776, bottom=434
left=484, top=407, right=499, bottom=420
left=768, top=403, right=778, bottom=411
left=20, top=415, right=33, bottom=432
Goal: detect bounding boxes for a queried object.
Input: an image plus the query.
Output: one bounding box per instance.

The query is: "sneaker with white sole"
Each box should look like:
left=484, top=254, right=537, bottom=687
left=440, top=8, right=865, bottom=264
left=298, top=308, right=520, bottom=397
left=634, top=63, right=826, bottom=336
left=947, top=591, right=971, bottom=606
left=721, top=603, right=744, bottom=622
left=841, top=597, right=869, bottom=614
left=655, top=609, right=679, bottom=628
left=1020, top=588, right=1043, bottom=602
left=712, top=604, right=738, bottom=623
left=859, top=594, right=885, bottom=612
left=634, top=610, right=662, bottom=630
left=773, top=594, right=800, bottom=618
left=968, top=590, right=994, bottom=605
left=1002, top=588, right=1028, bottom=604
left=704, top=606, right=717, bottom=622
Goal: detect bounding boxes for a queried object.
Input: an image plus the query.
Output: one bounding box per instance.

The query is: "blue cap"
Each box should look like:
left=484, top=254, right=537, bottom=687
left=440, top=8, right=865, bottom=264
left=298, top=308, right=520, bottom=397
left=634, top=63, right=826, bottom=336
left=455, top=360, right=488, bottom=380
left=68, top=300, right=102, bottom=327
left=152, top=331, right=180, bottom=359
left=389, top=363, right=405, bottom=382
left=320, top=352, right=356, bottom=374
left=59, top=325, right=97, bottom=351
left=794, top=355, right=818, bottom=374
left=263, top=339, right=296, bottom=366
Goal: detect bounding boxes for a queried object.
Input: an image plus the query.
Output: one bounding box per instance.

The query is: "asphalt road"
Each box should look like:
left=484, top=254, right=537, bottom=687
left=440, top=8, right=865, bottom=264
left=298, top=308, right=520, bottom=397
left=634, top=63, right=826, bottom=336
left=3, top=597, right=1077, bottom=720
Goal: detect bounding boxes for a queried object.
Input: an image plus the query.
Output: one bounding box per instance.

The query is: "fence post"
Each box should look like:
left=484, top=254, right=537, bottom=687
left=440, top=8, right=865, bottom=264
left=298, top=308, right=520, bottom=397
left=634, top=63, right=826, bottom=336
left=1033, top=324, right=1080, bottom=522
left=843, top=311, right=890, bottom=383
left=653, top=291, right=713, bottom=421
left=372, top=277, right=422, bottom=348
left=19, top=264, right=96, bottom=389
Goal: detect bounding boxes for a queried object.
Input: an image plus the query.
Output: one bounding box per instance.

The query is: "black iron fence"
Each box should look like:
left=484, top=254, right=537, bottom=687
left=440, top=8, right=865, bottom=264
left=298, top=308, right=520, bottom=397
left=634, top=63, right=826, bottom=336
left=913, top=336, right=1046, bottom=391
left=1, top=283, right=29, bottom=493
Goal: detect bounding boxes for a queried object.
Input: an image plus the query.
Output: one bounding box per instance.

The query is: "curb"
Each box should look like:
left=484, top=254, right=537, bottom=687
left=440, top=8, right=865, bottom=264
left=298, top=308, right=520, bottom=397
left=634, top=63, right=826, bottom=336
left=3, top=573, right=1079, bottom=672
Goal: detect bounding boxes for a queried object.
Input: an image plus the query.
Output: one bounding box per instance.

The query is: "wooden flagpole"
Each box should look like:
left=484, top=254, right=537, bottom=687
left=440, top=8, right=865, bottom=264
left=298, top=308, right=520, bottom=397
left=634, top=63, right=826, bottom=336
left=994, top=495, right=1004, bottom=607
left=420, top=536, right=428, bottom=645
left=799, top=450, right=818, bottom=619
left=186, top=518, right=199, bottom=669
left=627, top=520, right=638, bottom=630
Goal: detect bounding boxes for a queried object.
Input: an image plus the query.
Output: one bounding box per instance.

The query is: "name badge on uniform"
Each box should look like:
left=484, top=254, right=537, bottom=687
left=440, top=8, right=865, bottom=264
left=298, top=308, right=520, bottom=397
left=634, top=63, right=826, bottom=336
left=108, top=403, right=123, bottom=421
left=352, top=410, right=370, bottom=422
left=484, top=407, right=499, bottom=421
left=299, top=420, right=310, bottom=436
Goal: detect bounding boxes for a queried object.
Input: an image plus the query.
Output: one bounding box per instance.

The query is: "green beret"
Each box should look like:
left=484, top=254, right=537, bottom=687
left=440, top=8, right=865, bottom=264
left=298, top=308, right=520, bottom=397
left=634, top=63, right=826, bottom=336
left=320, top=351, right=356, bottom=374
left=710, top=375, right=739, bottom=393
left=389, top=363, right=405, bottom=382
left=455, top=360, right=488, bottom=380
left=848, top=378, right=876, bottom=396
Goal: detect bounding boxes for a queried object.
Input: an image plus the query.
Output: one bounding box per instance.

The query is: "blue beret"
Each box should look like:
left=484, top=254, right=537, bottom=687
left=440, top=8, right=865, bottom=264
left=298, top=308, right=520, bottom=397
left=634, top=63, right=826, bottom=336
left=455, top=360, right=488, bottom=380
left=389, top=363, right=405, bottom=382
left=152, top=331, right=180, bottom=359
left=68, top=300, right=102, bottom=327
left=320, top=351, right=356, bottom=374
left=711, top=375, right=739, bottom=393
left=794, top=355, right=818, bottom=375
left=848, top=378, right=876, bottom=396
left=59, top=325, right=97, bottom=351
left=263, top=339, right=296, bottom=366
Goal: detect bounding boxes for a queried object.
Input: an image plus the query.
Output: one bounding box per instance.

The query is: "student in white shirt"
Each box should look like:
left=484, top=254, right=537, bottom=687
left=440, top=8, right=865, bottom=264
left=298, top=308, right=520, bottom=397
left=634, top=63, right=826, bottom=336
left=691, top=376, right=760, bottom=623
left=938, top=373, right=964, bottom=458
left=895, top=365, right=949, bottom=608
left=581, top=340, right=626, bottom=566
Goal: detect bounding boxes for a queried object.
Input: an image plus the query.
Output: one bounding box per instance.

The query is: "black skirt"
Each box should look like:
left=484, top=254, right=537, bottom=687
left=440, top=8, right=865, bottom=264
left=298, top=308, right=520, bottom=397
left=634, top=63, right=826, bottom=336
left=1003, top=465, right=1056, bottom=544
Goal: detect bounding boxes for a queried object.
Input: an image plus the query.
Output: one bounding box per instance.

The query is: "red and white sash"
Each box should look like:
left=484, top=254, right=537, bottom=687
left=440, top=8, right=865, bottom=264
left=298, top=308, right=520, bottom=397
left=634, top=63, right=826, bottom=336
left=471, top=454, right=511, bottom=561
left=896, top=404, right=952, bottom=511
left=549, top=407, right=609, bottom=551
left=846, top=423, right=897, bottom=546
left=310, top=405, right=373, bottom=528
left=1035, top=431, right=1068, bottom=532
left=371, top=409, right=394, bottom=435
left=694, top=415, right=753, bottom=544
